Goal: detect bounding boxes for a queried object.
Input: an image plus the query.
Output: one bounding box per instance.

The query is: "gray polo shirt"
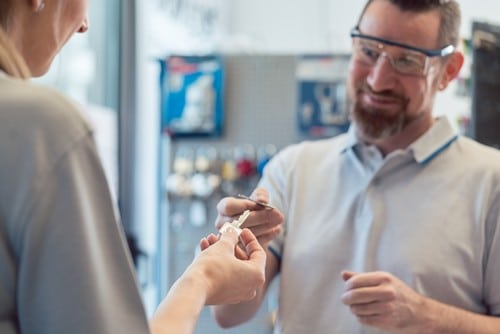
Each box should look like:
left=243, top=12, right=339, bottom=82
left=0, top=72, right=150, bottom=334
left=262, top=117, right=500, bottom=333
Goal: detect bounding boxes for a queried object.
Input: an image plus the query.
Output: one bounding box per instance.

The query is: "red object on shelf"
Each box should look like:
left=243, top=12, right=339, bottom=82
left=236, top=158, right=255, bottom=178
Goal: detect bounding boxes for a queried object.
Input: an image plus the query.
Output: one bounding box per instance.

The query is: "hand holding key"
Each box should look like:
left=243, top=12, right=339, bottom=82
left=214, top=188, right=284, bottom=249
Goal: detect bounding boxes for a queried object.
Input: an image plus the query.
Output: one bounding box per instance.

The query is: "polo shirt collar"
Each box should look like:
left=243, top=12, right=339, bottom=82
left=409, top=117, right=458, bottom=164
left=341, top=117, right=458, bottom=164
left=342, top=125, right=359, bottom=152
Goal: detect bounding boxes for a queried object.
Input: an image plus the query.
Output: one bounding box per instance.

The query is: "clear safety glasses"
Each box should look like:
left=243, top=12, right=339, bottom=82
left=350, top=27, right=455, bottom=76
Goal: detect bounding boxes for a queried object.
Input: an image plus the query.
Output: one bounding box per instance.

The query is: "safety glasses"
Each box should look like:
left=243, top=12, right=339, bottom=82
left=350, top=27, right=455, bottom=76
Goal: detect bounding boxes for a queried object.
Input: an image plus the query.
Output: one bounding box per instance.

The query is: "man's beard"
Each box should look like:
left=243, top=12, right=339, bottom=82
left=351, top=84, right=410, bottom=140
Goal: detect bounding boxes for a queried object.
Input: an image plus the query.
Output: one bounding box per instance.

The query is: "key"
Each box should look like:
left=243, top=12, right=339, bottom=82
left=219, top=209, right=251, bottom=236
left=233, top=209, right=251, bottom=228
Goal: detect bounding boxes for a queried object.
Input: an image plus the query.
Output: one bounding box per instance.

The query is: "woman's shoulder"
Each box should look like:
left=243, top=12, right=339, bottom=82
left=0, top=76, right=92, bottom=141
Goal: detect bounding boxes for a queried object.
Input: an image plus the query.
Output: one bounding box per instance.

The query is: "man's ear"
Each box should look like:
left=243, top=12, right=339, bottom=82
left=438, top=52, right=464, bottom=91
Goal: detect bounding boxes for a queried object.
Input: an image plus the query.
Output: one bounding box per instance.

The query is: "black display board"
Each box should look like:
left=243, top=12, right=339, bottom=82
left=470, top=21, right=500, bottom=148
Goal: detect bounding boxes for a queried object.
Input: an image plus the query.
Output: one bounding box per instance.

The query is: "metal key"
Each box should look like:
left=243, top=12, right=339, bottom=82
left=233, top=209, right=251, bottom=228
left=219, top=209, right=251, bottom=236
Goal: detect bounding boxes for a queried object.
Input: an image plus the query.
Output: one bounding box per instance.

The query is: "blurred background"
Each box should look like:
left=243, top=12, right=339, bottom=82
left=36, top=0, right=500, bottom=332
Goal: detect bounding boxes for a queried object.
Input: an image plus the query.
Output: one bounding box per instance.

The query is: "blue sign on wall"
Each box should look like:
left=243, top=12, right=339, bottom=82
left=296, top=54, right=351, bottom=138
left=160, top=55, right=224, bottom=137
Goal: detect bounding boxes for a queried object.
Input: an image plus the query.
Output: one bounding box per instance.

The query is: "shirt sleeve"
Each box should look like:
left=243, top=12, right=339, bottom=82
left=257, top=145, right=299, bottom=262
left=483, top=187, right=500, bottom=315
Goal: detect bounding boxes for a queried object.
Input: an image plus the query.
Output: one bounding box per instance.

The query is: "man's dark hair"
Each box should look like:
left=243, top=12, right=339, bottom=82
left=356, top=0, right=461, bottom=47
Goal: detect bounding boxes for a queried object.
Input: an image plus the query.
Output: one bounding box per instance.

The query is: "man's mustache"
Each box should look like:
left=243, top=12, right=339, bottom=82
left=357, top=84, right=407, bottom=104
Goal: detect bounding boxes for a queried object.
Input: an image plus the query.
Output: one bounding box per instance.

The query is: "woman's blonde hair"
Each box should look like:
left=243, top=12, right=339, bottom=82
left=0, top=2, right=31, bottom=79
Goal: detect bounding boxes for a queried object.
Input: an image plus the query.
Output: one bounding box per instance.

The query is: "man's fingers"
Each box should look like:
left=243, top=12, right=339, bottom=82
left=216, top=196, right=250, bottom=217
left=342, top=270, right=358, bottom=282
left=250, top=187, right=270, bottom=203
left=342, top=271, right=392, bottom=290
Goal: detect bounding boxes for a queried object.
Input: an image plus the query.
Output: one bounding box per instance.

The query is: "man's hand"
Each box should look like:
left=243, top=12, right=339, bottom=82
left=214, top=188, right=284, bottom=249
left=341, top=270, right=428, bottom=333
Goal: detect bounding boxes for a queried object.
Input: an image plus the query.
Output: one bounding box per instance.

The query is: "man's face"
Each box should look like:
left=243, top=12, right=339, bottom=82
left=347, top=0, right=446, bottom=142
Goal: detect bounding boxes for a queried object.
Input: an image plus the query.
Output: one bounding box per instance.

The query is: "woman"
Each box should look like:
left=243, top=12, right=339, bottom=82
left=0, top=1, right=266, bottom=333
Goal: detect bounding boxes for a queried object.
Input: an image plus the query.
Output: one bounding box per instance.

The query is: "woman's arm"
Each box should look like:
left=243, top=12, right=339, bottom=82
left=149, top=227, right=266, bottom=334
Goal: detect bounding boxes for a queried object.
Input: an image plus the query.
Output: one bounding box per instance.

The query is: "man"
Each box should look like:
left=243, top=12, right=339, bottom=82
left=211, top=0, right=500, bottom=333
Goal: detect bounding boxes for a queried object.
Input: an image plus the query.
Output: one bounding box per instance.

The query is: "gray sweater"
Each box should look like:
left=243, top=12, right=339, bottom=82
left=0, top=72, right=149, bottom=334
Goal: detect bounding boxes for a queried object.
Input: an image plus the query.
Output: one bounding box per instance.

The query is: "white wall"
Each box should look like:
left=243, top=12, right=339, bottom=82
left=225, top=0, right=500, bottom=53
left=460, top=0, right=500, bottom=38
left=224, top=0, right=365, bottom=53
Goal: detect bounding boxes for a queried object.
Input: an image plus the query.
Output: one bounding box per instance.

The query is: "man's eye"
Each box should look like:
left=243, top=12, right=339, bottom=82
left=361, top=46, right=380, bottom=60
left=397, top=58, right=416, bottom=66
left=396, top=55, right=424, bottom=68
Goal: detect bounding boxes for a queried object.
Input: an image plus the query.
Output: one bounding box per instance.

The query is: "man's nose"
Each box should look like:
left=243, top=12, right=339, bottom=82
left=366, top=54, right=397, bottom=92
